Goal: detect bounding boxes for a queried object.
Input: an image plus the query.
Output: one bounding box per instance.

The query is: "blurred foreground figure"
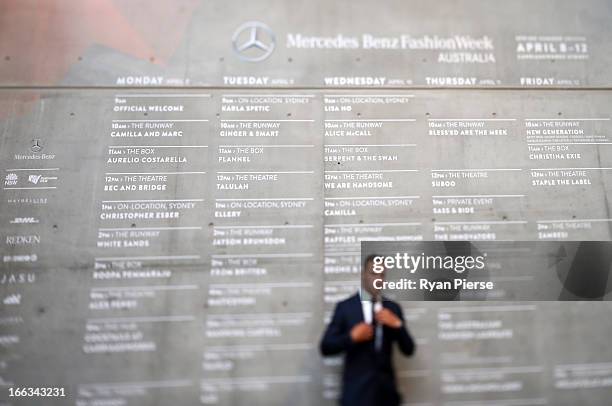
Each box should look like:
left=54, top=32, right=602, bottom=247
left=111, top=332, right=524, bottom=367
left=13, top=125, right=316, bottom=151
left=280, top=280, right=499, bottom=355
left=320, top=254, right=416, bottom=406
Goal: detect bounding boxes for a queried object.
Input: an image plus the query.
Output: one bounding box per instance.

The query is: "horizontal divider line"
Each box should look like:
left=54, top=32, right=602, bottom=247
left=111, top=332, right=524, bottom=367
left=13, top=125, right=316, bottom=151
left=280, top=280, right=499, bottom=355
left=4, top=85, right=612, bottom=91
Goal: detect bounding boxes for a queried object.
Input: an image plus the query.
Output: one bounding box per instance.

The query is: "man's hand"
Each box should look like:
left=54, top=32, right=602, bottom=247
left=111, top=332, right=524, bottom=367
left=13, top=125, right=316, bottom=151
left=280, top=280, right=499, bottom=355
left=350, top=322, right=374, bottom=343
left=375, top=308, right=402, bottom=329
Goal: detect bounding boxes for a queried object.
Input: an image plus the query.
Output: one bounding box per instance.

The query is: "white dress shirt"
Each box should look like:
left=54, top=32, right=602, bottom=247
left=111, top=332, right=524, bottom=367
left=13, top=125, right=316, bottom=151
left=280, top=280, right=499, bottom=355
left=360, top=290, right=383, bottom=351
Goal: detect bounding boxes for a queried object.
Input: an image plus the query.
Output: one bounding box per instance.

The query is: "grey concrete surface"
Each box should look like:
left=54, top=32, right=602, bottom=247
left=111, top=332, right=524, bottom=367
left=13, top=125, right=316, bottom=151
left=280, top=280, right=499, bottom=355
left=0, top=0, right=611, bottom=88
left=1, top=0, right=612, bottom=405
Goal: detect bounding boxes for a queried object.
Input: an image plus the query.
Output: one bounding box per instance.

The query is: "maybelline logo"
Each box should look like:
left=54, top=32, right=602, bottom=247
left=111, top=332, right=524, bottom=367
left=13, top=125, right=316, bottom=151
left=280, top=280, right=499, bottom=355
left=6, top=197, right=47, bottom=205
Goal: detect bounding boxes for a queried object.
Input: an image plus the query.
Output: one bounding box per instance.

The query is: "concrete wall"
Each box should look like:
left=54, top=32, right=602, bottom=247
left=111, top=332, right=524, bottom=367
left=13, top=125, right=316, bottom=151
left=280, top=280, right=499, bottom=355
left=1, top=1, right=612, bottom=405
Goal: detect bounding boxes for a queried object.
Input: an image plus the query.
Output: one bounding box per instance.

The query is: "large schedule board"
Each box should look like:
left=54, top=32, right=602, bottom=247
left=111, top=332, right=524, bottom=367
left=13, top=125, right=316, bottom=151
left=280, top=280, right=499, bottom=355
left=1, top=89, right=612, bottom=406
left=1, top=0, right=612, bottom=405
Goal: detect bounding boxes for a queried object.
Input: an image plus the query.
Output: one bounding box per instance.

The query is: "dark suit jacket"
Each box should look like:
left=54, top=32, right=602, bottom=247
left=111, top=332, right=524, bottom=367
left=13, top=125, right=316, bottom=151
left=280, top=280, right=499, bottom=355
left=320, top=293, right=416, bottom=406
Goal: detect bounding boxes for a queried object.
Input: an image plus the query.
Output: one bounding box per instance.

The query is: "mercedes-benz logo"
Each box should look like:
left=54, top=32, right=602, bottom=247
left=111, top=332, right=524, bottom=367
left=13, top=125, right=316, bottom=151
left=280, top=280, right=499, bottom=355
left=31, top=139, right=42, bottom=153
left=232, top=21, right=276, bottom=62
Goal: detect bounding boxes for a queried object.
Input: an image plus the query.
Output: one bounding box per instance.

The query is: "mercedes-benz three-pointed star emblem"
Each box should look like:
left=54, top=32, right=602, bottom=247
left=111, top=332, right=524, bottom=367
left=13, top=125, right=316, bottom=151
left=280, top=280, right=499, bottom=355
left=232, top=21, right=276, bottom=62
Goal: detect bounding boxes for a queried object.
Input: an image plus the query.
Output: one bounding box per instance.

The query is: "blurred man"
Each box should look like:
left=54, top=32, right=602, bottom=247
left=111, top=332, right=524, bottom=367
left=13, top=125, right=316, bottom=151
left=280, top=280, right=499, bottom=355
left=320, top=254, right=416, bottom=406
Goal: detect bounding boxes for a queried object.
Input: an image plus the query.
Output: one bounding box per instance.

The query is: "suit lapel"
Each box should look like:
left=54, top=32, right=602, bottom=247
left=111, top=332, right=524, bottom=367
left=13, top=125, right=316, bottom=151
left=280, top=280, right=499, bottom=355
left=350, top=293, right=365, bottom=324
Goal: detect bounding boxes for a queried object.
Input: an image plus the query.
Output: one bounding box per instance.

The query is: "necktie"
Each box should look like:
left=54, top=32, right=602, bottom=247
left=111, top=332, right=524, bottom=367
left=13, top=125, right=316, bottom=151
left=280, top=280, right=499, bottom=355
left=371, top=298, right=382, bottom=351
